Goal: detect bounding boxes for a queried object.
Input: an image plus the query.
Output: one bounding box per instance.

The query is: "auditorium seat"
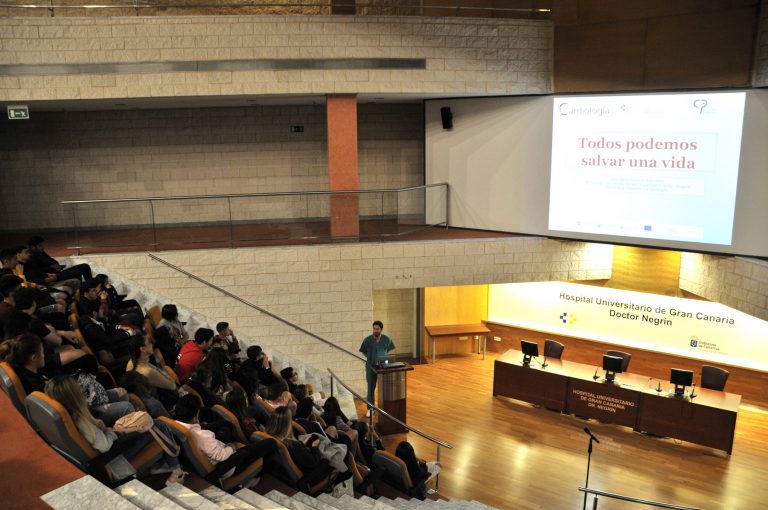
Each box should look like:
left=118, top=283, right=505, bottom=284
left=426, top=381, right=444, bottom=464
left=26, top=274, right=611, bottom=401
left=0, top=361, right=28, bottom=415
left=212, top=404, right=249, bottom=443
left=159, top=416, right=264, bottom=491
left=606, top=350, right=632, bottom=372
left=250, top=430, right=333, bottom=495
left=371, top=450, right=413, bottom=496
left=701, top=365, right=729, bottom=391
left=544, top=339, right=565, bottom=359
left=25, top=391, right=163, bottom=483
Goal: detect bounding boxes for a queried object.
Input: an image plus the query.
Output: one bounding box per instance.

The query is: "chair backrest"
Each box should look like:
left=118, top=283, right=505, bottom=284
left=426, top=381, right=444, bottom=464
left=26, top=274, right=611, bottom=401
left=251, top=431, right=303, bottom=484
left=146, top=306, right=162, bottom=329
left=252, top=397, right=275, bottom=418
left=701, top=365, right=729, bottom=391
left=181, top=384, right=204, bottom=407
left=24, top=391, right=98, bottom=468
left=157, top=416, right=216, bottom=476
left=0, top=362, right=28, bottom=415
left=212, top=404, right=248, bottom=443
left=292, top=420, right=307, bottom=436
left=372, top=450, right=413, bottom=492
left=544, top=340, right=565, bottom=359
left=605, top=350, right=631, bottom=372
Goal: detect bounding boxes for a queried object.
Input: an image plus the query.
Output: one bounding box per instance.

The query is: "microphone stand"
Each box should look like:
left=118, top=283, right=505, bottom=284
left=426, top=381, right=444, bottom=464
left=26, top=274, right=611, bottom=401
left=583, top=433, right=596, bottom=510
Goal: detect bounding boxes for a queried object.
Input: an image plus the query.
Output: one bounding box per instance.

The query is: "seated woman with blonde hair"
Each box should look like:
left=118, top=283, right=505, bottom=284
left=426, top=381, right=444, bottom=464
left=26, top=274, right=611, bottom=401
left=45, top=374, right=185, bottom=485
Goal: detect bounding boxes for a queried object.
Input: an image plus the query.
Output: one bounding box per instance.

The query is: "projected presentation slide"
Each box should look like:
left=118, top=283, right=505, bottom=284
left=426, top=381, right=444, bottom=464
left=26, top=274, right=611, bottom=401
left=549, top=92, right=746, bottom=245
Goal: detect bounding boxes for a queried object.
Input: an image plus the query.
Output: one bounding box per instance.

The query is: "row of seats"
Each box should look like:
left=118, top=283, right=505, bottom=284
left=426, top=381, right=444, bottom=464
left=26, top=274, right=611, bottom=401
left=537, top=339, right=730, bottom=391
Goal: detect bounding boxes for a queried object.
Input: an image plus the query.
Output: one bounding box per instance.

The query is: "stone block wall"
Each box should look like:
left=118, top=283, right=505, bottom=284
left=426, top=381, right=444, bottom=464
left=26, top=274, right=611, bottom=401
left=82, top=237, right=614, bottom=392
left=0, top=103, right=423, bottom=231
left=755, top=0, right=768, bottom=86
left=680, top=253, right=768, bottom=321
left=0, top=15, right=552, bottom=100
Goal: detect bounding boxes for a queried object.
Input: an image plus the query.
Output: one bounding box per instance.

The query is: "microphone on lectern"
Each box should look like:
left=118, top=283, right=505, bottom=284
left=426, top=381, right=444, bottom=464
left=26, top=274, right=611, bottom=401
left=656, top=381, right=662, bottom=393
left=541, top=356, right=548, bottom=369
left=592, top=368, right=599, bottom=380
left=583, top=427, right=600, bottom=444
left=689, top=383, right=697, bottom=399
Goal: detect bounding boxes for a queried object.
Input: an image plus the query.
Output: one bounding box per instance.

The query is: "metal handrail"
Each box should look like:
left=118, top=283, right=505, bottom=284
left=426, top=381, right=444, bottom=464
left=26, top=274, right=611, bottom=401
left=61, top=183, right=448, bottom=205
left=327, top=367, right=451, bottom=492
left=147, top=253, right=366, bottom=363
left=327, top=368, right=452, bottom=449
left=578, top=488, right=701, bottom=510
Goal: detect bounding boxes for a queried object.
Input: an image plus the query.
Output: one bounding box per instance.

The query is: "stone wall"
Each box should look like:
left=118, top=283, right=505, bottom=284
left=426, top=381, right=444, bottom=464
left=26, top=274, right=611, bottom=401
left=0, top=15, right=552, bottom=100
left=82, top=237, right=614, bottom=392
left=0, top=103, right=423, bottom=231
left=680, top=253, right=768, bottom=322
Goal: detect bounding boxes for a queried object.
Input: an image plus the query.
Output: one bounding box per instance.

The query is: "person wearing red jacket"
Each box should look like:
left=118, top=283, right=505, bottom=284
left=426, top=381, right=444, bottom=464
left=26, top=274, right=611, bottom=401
left=176, top=327, right=214, bottom=382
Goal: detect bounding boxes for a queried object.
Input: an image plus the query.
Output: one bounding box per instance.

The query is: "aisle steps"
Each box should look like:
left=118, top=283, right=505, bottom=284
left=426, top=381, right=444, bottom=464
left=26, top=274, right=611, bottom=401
left=43, top=474, right=500, bottom=510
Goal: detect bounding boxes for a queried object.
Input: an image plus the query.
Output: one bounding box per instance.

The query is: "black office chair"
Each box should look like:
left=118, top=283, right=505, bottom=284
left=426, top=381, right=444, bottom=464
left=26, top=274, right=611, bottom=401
left=605, top=350, right=631, bottom=372
left=701, top=365, right=729, bottom=391
left=543, top=339, right=564, bottom=359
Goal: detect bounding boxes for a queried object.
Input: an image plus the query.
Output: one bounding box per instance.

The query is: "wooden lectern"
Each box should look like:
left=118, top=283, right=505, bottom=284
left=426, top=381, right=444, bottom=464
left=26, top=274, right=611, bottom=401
left=374, top=363, right=413, bottom=435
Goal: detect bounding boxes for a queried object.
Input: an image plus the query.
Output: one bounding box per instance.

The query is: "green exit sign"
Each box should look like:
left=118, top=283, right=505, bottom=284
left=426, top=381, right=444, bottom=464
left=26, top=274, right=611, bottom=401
left=7, top=105, right=29, bottom=120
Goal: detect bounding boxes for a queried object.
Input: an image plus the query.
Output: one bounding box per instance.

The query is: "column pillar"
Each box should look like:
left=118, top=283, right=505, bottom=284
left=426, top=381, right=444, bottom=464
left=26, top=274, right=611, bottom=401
left=326, top=94, right=360, bottom=239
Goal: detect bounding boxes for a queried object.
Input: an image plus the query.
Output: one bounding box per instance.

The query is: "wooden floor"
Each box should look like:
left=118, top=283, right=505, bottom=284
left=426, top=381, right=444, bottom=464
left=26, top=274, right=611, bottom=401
left=375, top=353, right=768, bottom=510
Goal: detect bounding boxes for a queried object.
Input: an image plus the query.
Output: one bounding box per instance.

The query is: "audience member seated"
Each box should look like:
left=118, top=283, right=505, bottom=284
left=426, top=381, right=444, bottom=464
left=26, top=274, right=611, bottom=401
left=176, top=328, right=214, bottom=382
left=5, top=289, right=93, bottom=375
left=28, top=235, right=93, bottom=285
left=225, top=386, right=266, bottom=441
left=280, top=366, right=299, bottom=394
left=266, top=380, right=297, bottom=414
left=13, top=245, right=80, bottom=294
left=214, top=321, right=241, bottom=362
left=77, top=279, right=135, bottom=357
left=235, top=347, right=261, bottom=404
left=45, top=374, right=185, bottom=485
left=0, top=333, right=47, bottom=394
left=294, top=397, right=334, bottom=438
left=119, top=370, right=171, bottom=418
left=77, top=365, right=135, bottom=426
left=157, top=304, right=189, bottom=352
left=125, top=335, right=178, bottom=408
left=322, top=396, right=365, bottom=464
left=174, top=394, right=277, bottom=486
left=184, top=348, right=235, bottom=409
left=395, top=441, right=441, bottom=500
left=293, top=385, right=324, bottom=420
left=246, top=345, right=280, bottom=392
left=265, top=405, right=337, bottom=490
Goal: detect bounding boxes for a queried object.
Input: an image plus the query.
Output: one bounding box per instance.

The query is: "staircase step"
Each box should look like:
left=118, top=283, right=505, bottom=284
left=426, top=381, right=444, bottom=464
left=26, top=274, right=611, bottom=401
left=41, top=475, right=141, bottom=510
left=234, top=488, right=290, bottom=510
left=160, top=483, right=220, bottom=510
left=316, top=494, right=346, bottom=509
left=264, top=490, right=297, bottom=509
left=200, top=486, right=259, bottom=509
left=116, top=480, right=186, bottom=510
left=340, top=494, right=373, bottom=509
left=291, top=491, right=338, bottom=510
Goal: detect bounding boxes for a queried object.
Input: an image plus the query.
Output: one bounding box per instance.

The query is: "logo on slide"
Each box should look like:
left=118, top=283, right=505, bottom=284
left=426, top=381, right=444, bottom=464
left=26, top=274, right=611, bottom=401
left=559, top=312, right=577, bottom=325
left=690, top=337, right=699, bottom=348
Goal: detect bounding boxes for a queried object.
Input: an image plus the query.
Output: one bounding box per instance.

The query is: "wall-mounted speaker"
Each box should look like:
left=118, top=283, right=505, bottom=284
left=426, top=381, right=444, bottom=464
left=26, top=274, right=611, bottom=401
left=440, top=106, right=453, bottom=130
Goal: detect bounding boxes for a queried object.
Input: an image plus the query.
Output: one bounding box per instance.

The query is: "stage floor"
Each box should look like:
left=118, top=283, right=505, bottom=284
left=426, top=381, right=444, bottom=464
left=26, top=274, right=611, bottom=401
left=377, top=352, right=768, bottom=510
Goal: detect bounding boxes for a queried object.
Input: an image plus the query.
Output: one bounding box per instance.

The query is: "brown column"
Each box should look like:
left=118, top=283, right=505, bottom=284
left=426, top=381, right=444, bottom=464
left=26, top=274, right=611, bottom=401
left=326, top=94, right=360, bottom=239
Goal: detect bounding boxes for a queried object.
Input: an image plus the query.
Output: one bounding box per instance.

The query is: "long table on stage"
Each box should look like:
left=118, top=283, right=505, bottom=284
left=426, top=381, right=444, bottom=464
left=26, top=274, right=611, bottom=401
left=493, top=349, right=741, bottom=454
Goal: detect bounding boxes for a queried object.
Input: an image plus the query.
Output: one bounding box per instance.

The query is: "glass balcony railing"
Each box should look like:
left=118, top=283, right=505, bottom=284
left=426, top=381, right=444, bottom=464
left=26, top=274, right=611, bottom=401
left=61, top=183, right=448, bottom=254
